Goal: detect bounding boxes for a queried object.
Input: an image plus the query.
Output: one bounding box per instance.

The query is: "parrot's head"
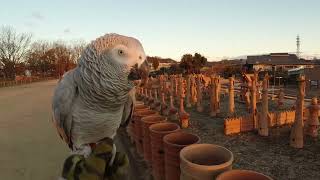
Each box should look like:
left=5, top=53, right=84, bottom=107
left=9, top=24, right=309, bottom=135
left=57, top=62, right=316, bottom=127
left=87, top=33, right=149, bottom=84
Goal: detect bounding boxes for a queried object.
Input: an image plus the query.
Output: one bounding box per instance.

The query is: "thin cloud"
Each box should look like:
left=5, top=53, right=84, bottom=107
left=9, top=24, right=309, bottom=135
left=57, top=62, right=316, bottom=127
left=31, top=12, right=44, bottom=20
left=24, top=22, right=34, bottom=27
left=63, top=28, right=71, bottom=33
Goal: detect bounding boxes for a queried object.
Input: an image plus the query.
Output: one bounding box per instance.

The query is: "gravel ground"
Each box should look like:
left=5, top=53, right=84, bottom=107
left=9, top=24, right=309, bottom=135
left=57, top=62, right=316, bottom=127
left=182, top=95, right=320, bottom=180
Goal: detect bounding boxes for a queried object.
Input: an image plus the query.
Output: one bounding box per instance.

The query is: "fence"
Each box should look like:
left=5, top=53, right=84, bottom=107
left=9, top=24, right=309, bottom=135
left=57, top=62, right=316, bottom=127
left=224, top=114, right=254, bottom=135
left=0, top=76, right=56, bottom=88
left=224, top=110, right=298, bottom=135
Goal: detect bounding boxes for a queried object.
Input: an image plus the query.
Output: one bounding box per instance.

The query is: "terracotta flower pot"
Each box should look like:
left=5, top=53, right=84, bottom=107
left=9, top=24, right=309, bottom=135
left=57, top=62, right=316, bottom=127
left=163, top=132, right=200, bottom=180
left=149, top=123, right=181, bottom=180
left=216, top=170, right=273, bottom=180
left=134, top=104, right=149, bottom=110
left=180, top=144, right=234, bottom=180
left=133, top=109, right=158, bottom=155
left=147, top=98, right=155, bottom=106
left=151, top=101, right=162, bottom=112
left=143, top=96, right=149, bottom=104
left=168, top=108, right=179, bottom=122
left=129, top=105, right=150, bottom=140
left=161, top=103, right=169, bottom=116
left=179, top=113, right=190, bottom=129
left=141, top=115, right=167, bottom=164
left=135, top=101, right=144, bottom=106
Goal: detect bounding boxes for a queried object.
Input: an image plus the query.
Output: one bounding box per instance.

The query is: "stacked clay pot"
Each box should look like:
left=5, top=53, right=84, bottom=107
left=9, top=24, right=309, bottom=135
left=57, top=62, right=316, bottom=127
left=179, top=112, right=190, bottom=129
left=141, top=115, right=167, bottom=164
left=143, top=90, right=149, bottom=104
left=180, top=144, right=234, bottom=180
left=149, top=122, right=180, bottom=180
left=216, top=170, right=273, bottom=180
left=163, top=132, right=200, bottom=180
left=168, top=108, right=179, bottom=122
left=151, top=100, right=162, bottom=112
left=130, top=104, right=150, bottom=141
left=133, top=109, right=158, bottom=155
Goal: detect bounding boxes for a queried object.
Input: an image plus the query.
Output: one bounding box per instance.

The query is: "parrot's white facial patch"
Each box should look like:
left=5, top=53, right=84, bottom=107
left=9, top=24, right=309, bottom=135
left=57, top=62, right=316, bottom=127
left=111, top=44, right=146, bottom=69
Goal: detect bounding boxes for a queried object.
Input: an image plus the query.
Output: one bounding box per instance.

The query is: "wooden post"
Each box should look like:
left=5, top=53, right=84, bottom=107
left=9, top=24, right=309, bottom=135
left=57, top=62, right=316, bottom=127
left=151, top=88, right=161, bottom=111
left=251, top=73, right=257, bottom=129
left=191, top=75, right=197, bottom=106
left=228, top=76, right=235, bottom=116
left=161, top=81, right=170, bottom=116
left=178, top=77, right=184, bottom=113
left=169, top=75, right=178, bottom=121
left=179, top=77, right=190, bottom=128
left=148, top=89, right=154, bottom=106
left=186, top=75, right=192, bottom=108
left=210, top=75, right=220, bottom=117
left=216, top=76, right=221, bottom=114
left=143, top=87, right=149, bottom=104
left=175, top=75, right=179, bottom=99
left=305, top=97, right=319, bottom=139
left=259, top=73, right=269, bottom=136
left=210, top=76, right=215, bottom=116
left=196, top=75, right=203, bottom=112
left=277, top=88, right=285, bottom=108
left=290, top=75, right=305, bottom=148
left=177, top=74, right=183, bottom=103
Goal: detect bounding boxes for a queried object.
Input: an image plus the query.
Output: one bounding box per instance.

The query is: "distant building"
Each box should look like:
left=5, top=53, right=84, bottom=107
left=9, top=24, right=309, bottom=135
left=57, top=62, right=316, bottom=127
left=305, top=67, right=320, bottom=81
left=245, top=53, right=314, bottom=72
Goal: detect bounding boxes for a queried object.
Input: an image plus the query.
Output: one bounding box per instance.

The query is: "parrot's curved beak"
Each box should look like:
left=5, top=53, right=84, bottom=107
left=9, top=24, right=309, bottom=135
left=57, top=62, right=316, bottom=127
left=138, top=60, right=149, bottom=86
left=128, top=60, right=150, bottom=86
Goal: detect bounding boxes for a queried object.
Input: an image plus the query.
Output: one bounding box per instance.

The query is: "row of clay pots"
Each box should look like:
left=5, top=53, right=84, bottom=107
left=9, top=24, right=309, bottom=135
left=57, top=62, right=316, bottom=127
left=133, top=109, right=158, bottom=155
left=141, top=115, right=167, bottom=164
left=134, top=94, right=271, bottom=180
left=133, top=100, right=233, bottom=180
left=130, top=101, right=201, bottom=180
left=149, top=122, right=181, bottom=180
left=128, top=103, right=149, bottom=142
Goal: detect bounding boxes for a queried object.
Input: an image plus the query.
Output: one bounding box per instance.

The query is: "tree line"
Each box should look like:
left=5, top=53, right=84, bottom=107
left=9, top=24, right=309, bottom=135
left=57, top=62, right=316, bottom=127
left=0, top=25, right=241, bottom=80
left=151, top=53, right=208, bottom=75
left=0, top=26, right=86, bottom=80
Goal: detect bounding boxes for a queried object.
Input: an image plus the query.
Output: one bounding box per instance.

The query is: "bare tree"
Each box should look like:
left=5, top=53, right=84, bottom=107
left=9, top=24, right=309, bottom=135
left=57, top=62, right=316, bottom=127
left=152, top=58, right=160, bottom=70
left=26, top=40, right=51, bottom=75
left=70, top=39, right=87, bottom=63
left=0, top=26, right=32, bottom=79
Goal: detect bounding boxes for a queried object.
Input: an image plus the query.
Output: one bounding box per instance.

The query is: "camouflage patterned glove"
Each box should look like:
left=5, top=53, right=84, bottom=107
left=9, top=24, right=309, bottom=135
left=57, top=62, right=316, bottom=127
left=61, top=138, right=129, bottom=180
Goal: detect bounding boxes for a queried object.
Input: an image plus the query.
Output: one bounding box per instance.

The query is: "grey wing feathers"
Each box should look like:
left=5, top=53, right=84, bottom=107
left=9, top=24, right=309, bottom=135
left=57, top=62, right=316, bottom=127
left=121, top=87, right=136, bottom=127
left=52, top=70, right=77, bottom=148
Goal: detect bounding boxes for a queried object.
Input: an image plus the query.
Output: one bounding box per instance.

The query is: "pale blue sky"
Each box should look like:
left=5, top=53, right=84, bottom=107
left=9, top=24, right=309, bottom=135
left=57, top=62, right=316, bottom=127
left=0, top=0, right=319, bottom=60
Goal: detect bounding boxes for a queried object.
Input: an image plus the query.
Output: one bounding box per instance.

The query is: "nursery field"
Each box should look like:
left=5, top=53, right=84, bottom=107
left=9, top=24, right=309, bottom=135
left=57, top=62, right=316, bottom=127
left=183, top=97, right=320, bottom=180
left=1, top=79, right=319, bottom=180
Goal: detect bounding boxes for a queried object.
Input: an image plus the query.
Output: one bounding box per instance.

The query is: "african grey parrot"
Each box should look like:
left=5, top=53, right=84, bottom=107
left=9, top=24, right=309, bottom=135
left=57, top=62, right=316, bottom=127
left=52, top=33, right=149, bottom=153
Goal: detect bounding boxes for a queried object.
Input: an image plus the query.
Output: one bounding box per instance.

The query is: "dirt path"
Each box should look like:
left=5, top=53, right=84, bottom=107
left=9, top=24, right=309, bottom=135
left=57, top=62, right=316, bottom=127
left=0, top=80, right=149, bottom=180
left=0, top=80, right=69, bottom=180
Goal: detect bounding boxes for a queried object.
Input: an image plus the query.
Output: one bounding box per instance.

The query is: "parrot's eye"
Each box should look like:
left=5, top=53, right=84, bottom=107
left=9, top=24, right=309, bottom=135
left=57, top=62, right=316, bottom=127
left=139, top=56, right=142, bottom=60
left=118, top=49, right=124, bottom=56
